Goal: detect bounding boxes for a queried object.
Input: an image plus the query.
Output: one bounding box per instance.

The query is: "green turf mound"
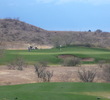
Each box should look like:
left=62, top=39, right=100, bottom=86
left=0, top=82, right=110, bottom=100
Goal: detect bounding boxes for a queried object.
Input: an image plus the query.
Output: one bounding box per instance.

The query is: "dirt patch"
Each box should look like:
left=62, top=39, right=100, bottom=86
left=0, top=65, right=80, bottom=85
left=0, top=66, right=37, bottom=85
left=5, top=42, right=53, bottom=50
left=58, top=54, right=75, bottom=59
left=0, top=65, right=104, bottom=86
left=58, top=54, right=94, bottom=62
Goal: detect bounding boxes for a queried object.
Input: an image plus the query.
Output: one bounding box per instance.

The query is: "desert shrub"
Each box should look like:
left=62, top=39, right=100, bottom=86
left=7, top=61, right=16, bottom=70
left=84, top=43, right=94, bottom=48
left=34, top=63, right=53, bottom=82
left=63, top=57, right=81, bottom=66
left=34, top=63, right=46, bottom=78
left=102, top=63, right=110, bottom=82
left=98, top=60, right=106, bottom=68
left=7, top=56, right=27, bottom=70
left=78, top=67, right=97, bottom=82
left=39, top=61, right=48, bottom=67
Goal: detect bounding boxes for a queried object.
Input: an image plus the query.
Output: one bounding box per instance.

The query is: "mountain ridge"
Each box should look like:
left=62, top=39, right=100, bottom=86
left=0, top=18, right=110, bottom=49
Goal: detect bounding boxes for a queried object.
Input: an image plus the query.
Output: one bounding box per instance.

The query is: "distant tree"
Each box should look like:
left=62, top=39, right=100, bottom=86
left=95, top=29, right=102, bottom=33
left=88, top=30, right=91, bottom=32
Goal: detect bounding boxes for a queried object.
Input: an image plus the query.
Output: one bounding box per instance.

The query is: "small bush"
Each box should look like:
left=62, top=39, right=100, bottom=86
left=102, top=63, right=110, bottom=82
left=39, top=61, right=48, bottom=67
left=84, top=43, right=93, bottom=48
left=78, top=67, right=97, bottom=82
left=63, top=57, right=81, bottom=66
left=7, top=56, right=27, bottom=70
left=34, top=63, right=53, bottom=82
left=98, top=60, right=106, bottom=68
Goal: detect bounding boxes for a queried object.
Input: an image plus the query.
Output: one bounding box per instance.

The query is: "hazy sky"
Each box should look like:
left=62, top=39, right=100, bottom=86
left=0, top=0, right=110, bottom=32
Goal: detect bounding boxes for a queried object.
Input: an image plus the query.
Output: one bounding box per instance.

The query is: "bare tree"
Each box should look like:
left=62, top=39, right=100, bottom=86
left=78, top=67, right=97, bottom=82
left=7, top=56, right=27, bottom=70
left=42, top=70, right=53, bottom=82
left=34, top=63, right=46, bottom=78
left=34, top=63, right=53, bottom=82
left=46, top=70, right=53, bottom=82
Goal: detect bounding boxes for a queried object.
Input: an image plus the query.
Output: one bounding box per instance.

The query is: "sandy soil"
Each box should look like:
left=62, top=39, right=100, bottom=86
left=5, top=42, right=53, bottom=50
left=58, top=54, right=94, bottom=61
left=0, top=65, right=104, bottom=86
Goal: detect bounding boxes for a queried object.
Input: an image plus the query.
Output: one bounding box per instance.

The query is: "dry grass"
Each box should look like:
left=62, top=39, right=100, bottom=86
left=0, top=64, right=105, bottom=85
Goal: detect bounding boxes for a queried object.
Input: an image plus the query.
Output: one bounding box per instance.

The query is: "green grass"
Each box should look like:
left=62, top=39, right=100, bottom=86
left=1, top=46, right=110, bottom=65
left=0, top=82, right=110, bottom=100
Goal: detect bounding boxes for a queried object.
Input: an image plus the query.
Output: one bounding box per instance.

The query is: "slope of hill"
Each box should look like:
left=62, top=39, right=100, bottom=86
left=0, top=18, right=110, bottom=49
left=0, top=18, right=49, bottom=44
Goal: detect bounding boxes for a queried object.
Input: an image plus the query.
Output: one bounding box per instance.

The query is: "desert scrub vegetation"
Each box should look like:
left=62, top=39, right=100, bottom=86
left=34, top=62, right=53, bottom=82
left=97, top=60, right=110, bottom=82
left=78, top=67, right=97, bottom=82
left=7, top=56, right=27, bottom=70
left=62, top=57, right=81, bottom=66
left=98, top=60, right=106, bottom=68
left=1, top=18, right=110, bottom=48
left=102, top=63, right=110, bottom=82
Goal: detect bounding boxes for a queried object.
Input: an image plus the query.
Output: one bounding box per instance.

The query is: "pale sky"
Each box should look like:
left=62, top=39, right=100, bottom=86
left=0, top=0, right=110, bottom=32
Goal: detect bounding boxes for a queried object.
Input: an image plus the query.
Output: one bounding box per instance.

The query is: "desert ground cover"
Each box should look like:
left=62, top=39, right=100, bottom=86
left=0, top=64, right=105, bottom=85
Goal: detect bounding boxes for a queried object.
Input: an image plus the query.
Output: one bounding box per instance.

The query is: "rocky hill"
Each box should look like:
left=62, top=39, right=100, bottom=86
left=0, top=18, right=110, bottom=49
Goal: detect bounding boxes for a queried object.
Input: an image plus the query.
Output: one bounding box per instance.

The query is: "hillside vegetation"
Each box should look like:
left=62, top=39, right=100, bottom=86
left=0, top=18, right=110, bottom=49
